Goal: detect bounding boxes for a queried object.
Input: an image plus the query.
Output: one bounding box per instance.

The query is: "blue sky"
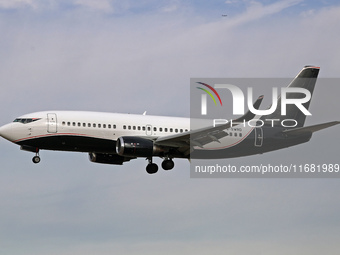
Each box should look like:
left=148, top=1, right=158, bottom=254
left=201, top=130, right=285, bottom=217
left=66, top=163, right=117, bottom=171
left=0, top=0, right=340, bottom=254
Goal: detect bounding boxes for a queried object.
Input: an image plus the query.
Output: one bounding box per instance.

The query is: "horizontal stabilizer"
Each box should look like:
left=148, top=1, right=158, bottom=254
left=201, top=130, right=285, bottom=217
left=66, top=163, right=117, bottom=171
left=282, top=121, right=340, bottom=136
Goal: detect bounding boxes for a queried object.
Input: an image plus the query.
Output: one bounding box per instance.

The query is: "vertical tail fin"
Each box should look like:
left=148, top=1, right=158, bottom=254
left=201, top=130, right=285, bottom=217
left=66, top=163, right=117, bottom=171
left=262, top=66, right=320, bottom=127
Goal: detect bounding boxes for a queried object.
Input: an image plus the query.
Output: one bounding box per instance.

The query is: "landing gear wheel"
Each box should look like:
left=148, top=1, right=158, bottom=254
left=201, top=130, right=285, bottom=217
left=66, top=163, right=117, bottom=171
left=146, top=163, right=158, bottom=174
left=32, top=156, right=41, bottom=164
left=162, top=159, right=174, bottom=170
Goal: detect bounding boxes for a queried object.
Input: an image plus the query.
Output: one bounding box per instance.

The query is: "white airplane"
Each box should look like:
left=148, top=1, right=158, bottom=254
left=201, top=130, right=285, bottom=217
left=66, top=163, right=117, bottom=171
left=0, top=66, right=339, bottom=174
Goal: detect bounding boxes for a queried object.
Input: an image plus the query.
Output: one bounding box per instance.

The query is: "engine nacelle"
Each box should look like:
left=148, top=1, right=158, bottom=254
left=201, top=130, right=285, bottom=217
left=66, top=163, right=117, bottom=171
left=116, top=136, right=163, bottom=157
left=89, top=153, right=131, bottom=165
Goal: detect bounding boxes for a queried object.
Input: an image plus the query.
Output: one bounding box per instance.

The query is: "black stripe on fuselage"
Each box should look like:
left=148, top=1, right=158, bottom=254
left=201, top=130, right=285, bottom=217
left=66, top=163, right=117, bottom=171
left=16, top=135, right=116, bottom=153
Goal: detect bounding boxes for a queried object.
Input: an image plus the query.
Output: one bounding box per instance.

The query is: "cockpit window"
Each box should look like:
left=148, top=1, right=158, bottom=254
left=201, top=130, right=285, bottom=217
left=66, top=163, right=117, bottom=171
left=13, top=118, right=41, bottom=124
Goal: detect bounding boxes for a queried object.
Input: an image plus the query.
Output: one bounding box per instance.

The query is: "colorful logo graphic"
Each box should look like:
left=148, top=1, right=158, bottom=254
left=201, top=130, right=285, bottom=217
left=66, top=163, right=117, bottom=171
left=196, top=82, right=223, bottom=106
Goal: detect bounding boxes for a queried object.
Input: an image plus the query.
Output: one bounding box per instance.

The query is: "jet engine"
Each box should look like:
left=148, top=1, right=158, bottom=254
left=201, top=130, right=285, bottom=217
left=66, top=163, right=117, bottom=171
left=116, top=136, right=164, bottom=157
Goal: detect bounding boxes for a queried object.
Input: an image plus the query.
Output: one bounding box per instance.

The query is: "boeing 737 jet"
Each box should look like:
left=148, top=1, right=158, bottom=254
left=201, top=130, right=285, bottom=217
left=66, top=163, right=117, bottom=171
left=0, top=66, right=339, bottom=174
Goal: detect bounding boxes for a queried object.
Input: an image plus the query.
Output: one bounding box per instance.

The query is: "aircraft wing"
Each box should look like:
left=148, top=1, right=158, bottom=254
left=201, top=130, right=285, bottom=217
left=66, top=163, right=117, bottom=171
left=155, top=95, right=263, bottom=155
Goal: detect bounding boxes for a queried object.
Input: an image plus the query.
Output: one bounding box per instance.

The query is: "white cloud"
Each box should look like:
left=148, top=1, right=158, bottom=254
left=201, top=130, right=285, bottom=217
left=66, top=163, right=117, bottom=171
left=225, top=0, right=238, bottom=4
left=223, top=0, right=304, bottom=28
left=161, top=4, right=178, bottom=13
left=160, top=0, right=188, bottom=13
left=73, top=0, right=113, bottom=12
left=0, top=0, right=37, bottom=9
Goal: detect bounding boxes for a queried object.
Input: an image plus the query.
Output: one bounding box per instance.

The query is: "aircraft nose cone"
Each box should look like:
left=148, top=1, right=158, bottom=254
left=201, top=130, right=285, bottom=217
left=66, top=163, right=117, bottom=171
left=0, top=125, right=5, bottom=137
left=0, top=123, right=13, bottom=141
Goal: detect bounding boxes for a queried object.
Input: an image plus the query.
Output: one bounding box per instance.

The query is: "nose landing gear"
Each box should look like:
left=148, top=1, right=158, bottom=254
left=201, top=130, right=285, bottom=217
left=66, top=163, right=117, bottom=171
left=20, top=145, right=41, bottom=163
left=32, top=149, right=40, bottom=164
left=32, top=155, right=41, bottom=164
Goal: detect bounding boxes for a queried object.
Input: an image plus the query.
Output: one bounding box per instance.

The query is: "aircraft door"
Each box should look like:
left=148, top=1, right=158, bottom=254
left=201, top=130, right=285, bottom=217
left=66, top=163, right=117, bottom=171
left=254, top=127, right=263, bottom=147
left=47, top=113, right=57, bottom=133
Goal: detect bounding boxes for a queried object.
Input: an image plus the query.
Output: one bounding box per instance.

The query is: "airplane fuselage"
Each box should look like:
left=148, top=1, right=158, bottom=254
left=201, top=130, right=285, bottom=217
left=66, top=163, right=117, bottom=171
left=0, top=110, right=312, bottom=159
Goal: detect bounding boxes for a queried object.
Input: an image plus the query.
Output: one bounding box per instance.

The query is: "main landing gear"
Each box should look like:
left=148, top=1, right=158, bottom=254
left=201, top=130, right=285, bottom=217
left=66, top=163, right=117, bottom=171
left=162, top=159, right=175, bottom=170
left=146, top=161, right=158, bottom=174
left=146, top=157, right=175, bottom=174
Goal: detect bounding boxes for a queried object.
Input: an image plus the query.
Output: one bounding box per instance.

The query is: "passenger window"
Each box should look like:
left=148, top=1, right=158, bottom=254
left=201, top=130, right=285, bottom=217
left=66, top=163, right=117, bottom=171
left=103, top=124, right=106, bottom=128
left=62, top=121, right=65, bottom=126
left=165, top=128, right=168, bottom=132
left=123, top=125, right=126, bottom=129
left=108, top=124, right=111, bottom=129
left=88, top=123, right=91, bottom=127
left=83, top=123, right=86, bottom=127
left=185, top=129, right=188, bottom=132
left=234, top=133, right=237, bottom=137
left=73, top=122, right=76, bottom=126
left=113, top=124, right=116, bottom=129
left=133, top=126, right=136, bottom=130
left=78, top=122, right=81, bottom=127
left=67, top=122, right=71, bottom=126
left=128, top=126, right=131, bottom=130
left=98, top=124, right=101, bottom=128
left=239, top=133, right=242, bottom=137
left=142, top=126, right=146, bottom=131
left=170, top=128, right=173, bottom=132
left=93, top=123, right=96, bottom=128
left=138, top=126, right=141, bottom=131
left=147, top=126, right=151, bottom=131
left=159, top=127, right=162, bottom=132
left=180, top=129, right=183, bottom=133
left=153, top=127, right=157, bottom=131
left=175, top=129, right=178, bottom=133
